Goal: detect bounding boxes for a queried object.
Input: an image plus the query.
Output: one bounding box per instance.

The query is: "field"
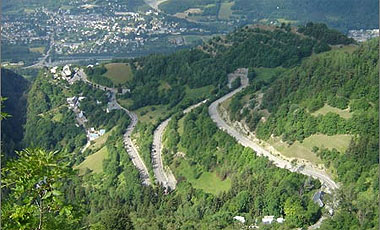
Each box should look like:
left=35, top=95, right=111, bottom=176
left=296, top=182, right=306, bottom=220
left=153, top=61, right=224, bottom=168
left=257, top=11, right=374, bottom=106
left=253, top=67, right=286, bottom=83
left=312, top=104, right=352, bottom=119
left=174, top=160, right=231, bottom=195
left=52, top=112, right=63, bottom=122
left=75, top=146, right=109, bottom=175
left=134, top=104, right=170, bottom=124
left=277, top=18, right=299, bottom=24
left=177, top=116, right=185, bottom=135
left=29, top=47, right=45, bottom=54
left=184, top=85, right=214, bottom=101
left=117, top=98, right=133, bottom=109
left=268, top=134, right=352, bottom=164
left=183, top=35, right=217, bottom=45
left=104, top=63, right=133, bottom=85
left=218, top=2, right=234, bottom=20
left=331, top=44, right=358, bottom=53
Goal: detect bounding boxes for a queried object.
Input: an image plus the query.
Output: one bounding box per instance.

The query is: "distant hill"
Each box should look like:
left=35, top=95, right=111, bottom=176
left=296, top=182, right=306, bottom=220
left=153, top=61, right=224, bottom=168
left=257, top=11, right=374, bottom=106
left=159, top=0, right=378, bottom=32
left=1, top=68, right=30, bottom=161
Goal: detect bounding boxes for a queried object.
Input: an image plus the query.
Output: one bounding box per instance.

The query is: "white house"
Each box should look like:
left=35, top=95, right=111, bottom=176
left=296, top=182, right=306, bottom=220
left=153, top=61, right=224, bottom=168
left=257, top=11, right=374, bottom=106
left=50, top=66, right=58, bottom=74
left=276, top=217, right=285, bottom=223
left=233, top=216, right=246, bottom=224
left=62, top=65, right=72, bottom=77
left=262, top=216, right=274, bottom=224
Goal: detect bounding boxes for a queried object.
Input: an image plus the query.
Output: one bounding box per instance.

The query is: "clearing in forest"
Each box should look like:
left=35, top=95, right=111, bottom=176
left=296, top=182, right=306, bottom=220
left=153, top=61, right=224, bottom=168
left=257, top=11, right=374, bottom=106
left=268, top=134, right=352, bottom=165
left=76, top=146, right=109, bottom=174
left=312, top=104, right=352, bottom=119
left=104, top=63, right=133, bottom=85
left=175, top=160, right=231, bottom=195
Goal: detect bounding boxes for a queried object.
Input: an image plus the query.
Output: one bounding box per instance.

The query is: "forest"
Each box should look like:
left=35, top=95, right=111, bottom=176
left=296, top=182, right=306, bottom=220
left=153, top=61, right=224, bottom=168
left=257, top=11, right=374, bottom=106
left=114, top=25, right=342, bottom=110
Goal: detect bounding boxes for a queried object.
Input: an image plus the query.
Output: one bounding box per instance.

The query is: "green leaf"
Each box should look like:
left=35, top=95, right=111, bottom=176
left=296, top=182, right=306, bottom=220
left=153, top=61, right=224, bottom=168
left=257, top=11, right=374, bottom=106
left=52, top=190, right=62, bottom=196
left=42, top=191, right=52, bottom=199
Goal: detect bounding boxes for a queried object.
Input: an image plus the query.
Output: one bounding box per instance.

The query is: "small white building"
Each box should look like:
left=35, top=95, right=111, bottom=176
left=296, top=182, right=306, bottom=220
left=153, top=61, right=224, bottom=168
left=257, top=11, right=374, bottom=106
left=276, top=217, right=285, bottom=223
left=67, top=96, right=78, bottom=107
left=50, top=66, right=58, bottom=74
left=62, top=65, right=72, bottom=77
left=99, top=129, right=106, bottom=136
left=233, top=216, right=246, bottom=224
left=78, top=111, right=85, bottom=118
left=89, top=133, right=99, bottom=141
left=262, top=216, right=274, bottom=224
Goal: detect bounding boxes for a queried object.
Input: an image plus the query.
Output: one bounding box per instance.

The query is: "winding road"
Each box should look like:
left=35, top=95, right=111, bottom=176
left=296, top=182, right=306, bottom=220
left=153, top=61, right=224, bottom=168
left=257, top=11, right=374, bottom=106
left=79, top=69, right=151, bottom=185
left=151, top=100, right=208, bottom=190
left=208, top=68, right=338, bottom=228
left=208, top=68, right=338, bottom=192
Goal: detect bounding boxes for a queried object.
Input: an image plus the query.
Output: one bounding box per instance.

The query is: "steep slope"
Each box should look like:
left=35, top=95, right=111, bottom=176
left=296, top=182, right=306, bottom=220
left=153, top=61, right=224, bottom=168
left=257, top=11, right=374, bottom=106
left=224, top=38, right=379, bottom=229
left=1, top=68, right=30, bottom=160
left=118, top=24, right=344, bottom=111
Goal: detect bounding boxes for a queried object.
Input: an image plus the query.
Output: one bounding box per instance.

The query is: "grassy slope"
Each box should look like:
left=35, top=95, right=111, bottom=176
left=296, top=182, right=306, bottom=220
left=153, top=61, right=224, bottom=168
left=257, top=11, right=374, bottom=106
left=312, top=104, right=352, bottom=119
left=76, top=146, right=109, bottom=174
left=104, top=63, right=133, bottom=85
left=174, top=159, right=231, bottom=195
left=268, top=134, right=352, bottom=164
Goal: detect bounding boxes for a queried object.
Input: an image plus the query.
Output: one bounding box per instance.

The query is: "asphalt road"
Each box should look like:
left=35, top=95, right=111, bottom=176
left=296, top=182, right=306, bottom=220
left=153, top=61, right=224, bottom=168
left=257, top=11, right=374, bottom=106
left=208, top=69, right=339, bottom=192
left=80, top=70, right=151, bottom=185
left=151, top=99, right=208, bottom=191
left=122, top=109, right=151, bottom=186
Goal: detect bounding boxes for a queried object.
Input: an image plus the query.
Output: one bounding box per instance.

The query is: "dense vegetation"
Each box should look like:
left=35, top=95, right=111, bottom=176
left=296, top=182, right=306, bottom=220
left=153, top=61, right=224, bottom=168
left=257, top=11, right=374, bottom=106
left=298, top=22, right=355, bottom=45
left=120, top=26, right=333, bottom=110
left=85, top=65, right=114, bottom=88
left=162, top=106, right=322, bottom=228
left=1, top=43, right=42, bottom=65
left=23, top=75, right=85, bottom=153
left=1, top=69, right=30, bottom=161
left=22, top=73, right=130, bottom=157
left=2, top=148, right=83, bottom=229
left=226, top=38, right=379, bottom=229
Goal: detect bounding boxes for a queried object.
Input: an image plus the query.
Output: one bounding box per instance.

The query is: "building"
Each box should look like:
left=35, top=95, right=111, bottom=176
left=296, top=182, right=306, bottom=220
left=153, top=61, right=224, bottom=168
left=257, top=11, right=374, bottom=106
left=67, top=96, right=78, bottom=108
left=88, top=128, right=106, bottom=141
left=233, top=216, right=246, bottom=224
left=276, top=217, right=285, bottom=224
left=62, top=64, right=72, bottom=77
left=262, top=216, right=274, bottom=224
left=50, top=66, right=58, bottom=74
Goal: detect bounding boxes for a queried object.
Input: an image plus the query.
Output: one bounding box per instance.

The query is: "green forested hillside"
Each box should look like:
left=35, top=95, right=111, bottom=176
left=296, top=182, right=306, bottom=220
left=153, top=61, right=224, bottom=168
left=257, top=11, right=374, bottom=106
left=3, top=24, right=377, bottom=229
left=115, top=25, right=341, bottom=110
left=225, top=38, right=379, bottom=229
left=22, top=74, right=130, bottom=155
left=1, top=69, right=30, bottom=161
